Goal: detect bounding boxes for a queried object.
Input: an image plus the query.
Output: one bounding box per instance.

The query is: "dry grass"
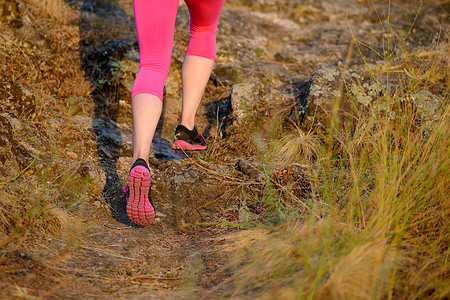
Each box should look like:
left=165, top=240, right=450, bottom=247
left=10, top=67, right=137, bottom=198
left=316, top=239, right=394, bottom=299
left=273, top=126, right=322, bottom=165
left=215, top=83, right=449, bottom=299
left=0, top=0, right=94, bottom=267
left=214, top=222, right=396, bottom=299
left=0, top=0, right=90, bottom=99
left=38, top=0, right=78, bottom=25
left=213, top=4, right=449, bottom=298
left=0, top=3, right=99, bottom=297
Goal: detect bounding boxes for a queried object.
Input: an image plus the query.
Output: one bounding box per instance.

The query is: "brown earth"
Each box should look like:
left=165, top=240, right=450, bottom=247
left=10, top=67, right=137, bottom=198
left=0, top=0, right=447, bottom=298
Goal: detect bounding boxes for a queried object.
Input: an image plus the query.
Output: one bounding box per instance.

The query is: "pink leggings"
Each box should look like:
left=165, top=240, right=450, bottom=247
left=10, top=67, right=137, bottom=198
left=132, top=0, right=225, bottom=101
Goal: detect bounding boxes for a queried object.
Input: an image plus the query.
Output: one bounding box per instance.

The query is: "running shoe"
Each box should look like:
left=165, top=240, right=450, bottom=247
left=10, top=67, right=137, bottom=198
left=172, top=124, right=207, bottom=151
left=124, top=158, right=155, bottom=226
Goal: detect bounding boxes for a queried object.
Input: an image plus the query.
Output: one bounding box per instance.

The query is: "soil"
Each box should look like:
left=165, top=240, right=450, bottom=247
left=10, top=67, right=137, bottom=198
left=0, top=0, right=447, bottom=298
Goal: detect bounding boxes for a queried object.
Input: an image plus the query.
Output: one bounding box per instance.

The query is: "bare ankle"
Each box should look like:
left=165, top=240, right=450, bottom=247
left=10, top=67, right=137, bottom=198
left=179, top=118, right=194, bottom=130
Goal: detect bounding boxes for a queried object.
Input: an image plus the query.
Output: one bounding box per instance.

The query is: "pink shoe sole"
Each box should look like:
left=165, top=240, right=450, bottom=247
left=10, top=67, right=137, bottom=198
left=172, top=140, right=207, bottom=151
left=126, top=166, right=155, bottom=226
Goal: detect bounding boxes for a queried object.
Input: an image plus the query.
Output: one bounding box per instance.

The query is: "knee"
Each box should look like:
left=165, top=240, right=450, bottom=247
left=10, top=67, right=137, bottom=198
left=186, top=25, right=218, bottom=60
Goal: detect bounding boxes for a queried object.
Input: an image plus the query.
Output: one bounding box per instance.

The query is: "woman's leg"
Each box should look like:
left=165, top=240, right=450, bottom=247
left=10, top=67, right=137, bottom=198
left=179, top=0, right=225, bottom=130
left=132, top=94, right=162, bottom=166
left=132, top=0, right=178, bottom=165
left=179, top=56, right=214, bottom=130
left=127, top=0, right=178, bottom=226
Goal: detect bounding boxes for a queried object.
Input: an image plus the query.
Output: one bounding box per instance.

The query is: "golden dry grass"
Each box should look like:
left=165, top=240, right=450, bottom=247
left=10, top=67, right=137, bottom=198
left=38, top=0, right=78, bottom=24
left=0, top=0, right=91, bottom=99
left=274, top=127, right=322, bottom=165
left=214, top=100, right=448, bottom=298
left=214, top=9, right=449, bottom=298
left=0, top=0, right=93, bottom=257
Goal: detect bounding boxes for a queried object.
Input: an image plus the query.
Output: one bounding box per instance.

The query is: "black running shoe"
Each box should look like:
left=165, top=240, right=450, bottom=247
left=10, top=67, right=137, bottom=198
left=172, top=125, right=207, bottom=150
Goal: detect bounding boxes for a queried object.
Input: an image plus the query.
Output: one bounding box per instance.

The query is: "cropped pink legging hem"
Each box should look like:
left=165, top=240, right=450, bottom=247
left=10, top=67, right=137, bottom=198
left=132, top=0, right=225, bottom=101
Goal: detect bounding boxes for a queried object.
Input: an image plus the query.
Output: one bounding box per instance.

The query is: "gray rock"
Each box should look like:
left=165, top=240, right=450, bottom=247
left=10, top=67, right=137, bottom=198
left=95, top=39, right=139, bottom=62
left=401, top=90, right=443, bottom=129
left=286, top=64, right=384, bottom=130
left=92, top=117, right=186, bottom=161
left=408, top=90, right=442, bottom=121
left=124, top=48, right=140, bottom=63
left=230, top=81, right=292, bottom=126
left=306, top=64, right=344, bottom=124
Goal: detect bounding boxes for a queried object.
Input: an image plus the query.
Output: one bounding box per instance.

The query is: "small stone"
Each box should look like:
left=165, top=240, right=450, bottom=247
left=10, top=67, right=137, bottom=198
left=119, top=100, right=129, bottom=108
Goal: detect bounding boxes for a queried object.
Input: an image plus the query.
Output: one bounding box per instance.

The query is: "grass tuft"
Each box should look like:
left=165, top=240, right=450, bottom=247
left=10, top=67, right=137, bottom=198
left=273, top=126, right=322, bottom=166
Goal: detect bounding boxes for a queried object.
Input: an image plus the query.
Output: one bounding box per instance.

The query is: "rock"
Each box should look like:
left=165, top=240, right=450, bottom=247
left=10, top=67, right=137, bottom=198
left=235, top=159, right=265, bottom=181
left=95, top=39, right=139, bottom=62
left=230, top=81, right=263, bottom=125
left=92, top=117, right=132, bottom=157
left=274, top=51, right=296, bottom=63
left=213, top=63, right=244, bottom=85
left=285, top=64, right=384, bottom=130
left=124, top=48, right=140, bottom=63
left=230, top=81, right=292, bottom=126
left=346, top=71, right=383, bottom=107
left=228, top=69, right=382, bottom=135
left=408, top=90, right=442, bottom=121
left=151, top=137, right=186, bottom=161
left=307, top=64, right=344, bottom=124
left=398, top=90, right=443, bottom=129
left=92, top=117, right=186, bottom=161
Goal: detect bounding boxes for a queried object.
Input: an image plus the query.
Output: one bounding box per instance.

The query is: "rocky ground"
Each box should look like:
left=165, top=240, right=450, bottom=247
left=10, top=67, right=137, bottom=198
left=0, top=0, right=447, bottom=298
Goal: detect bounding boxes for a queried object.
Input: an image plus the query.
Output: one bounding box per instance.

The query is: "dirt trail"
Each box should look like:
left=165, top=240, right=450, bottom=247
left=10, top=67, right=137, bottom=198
left=0, top=0, right=446, bottom=298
